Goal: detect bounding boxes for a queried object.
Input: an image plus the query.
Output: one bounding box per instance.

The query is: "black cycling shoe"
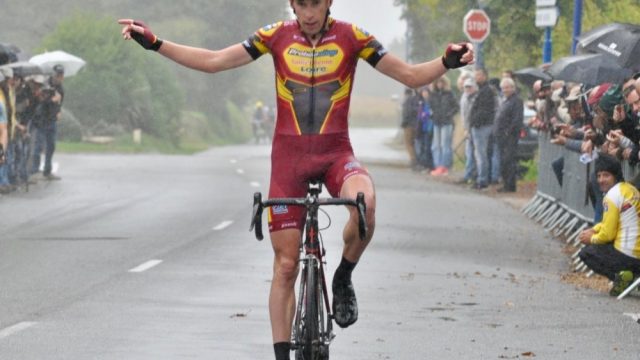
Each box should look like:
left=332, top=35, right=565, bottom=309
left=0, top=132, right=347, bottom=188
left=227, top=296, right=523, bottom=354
left=332, top=277, right=358, bottom=328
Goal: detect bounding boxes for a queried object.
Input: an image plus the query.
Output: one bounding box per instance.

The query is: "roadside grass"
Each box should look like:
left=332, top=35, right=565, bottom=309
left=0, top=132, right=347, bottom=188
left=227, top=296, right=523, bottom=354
left=57, top=134, right=209, bottom=155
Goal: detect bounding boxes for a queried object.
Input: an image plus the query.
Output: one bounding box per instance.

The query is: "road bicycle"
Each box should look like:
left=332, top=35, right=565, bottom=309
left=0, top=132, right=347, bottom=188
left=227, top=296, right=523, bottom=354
left=250, top=181, right=367, bottom=360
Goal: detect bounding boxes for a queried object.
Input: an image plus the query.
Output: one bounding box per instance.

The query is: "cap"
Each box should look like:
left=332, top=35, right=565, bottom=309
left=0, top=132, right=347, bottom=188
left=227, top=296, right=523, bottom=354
left=31, top=74, right=46, bottom=84
left=598, top=85, right=623, bottom=117
left=540, top=80, right=552, bottom=90
left=463, top=78, right=477, bottom=88
left=587, top=83, right=612, bottom=106
left=565, top=86, right=582, bottom=102
left=53, top=64, right=64, bottom=75
left=595, top=153, right=624, bottom=183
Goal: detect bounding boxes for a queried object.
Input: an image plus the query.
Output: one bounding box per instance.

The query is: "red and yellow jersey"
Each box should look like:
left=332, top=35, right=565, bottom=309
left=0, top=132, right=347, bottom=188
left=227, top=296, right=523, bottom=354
left=243, top=18, right=387, bottom=136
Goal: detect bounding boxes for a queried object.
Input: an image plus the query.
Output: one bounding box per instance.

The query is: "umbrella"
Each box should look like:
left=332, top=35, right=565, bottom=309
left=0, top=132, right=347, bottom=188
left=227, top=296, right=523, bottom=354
left=577, top=22, right=640, bottom=70
left=514, top=67, right=552, bottom=87
left=0, top=43, right=21, bottom=65
left=29, top=50, right=86, bottom=77
left=546, top=53, right=631, bottom=87
left=2, top=61, right=44, bottom=77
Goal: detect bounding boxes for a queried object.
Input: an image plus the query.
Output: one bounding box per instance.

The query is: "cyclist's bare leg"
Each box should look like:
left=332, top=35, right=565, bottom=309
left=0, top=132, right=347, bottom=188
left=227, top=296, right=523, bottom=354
left=269, top=228, right=302, bottom=343
left=332, top=174, right=376, bottom=328
left=340, top=174, right=376, bottom=262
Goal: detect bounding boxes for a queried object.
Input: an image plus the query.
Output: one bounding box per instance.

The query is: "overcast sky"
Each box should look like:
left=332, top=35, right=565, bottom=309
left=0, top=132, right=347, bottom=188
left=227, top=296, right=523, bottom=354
left=331, top=1, right=406, bottom=46
left=291, top=1, right=406, bottom=47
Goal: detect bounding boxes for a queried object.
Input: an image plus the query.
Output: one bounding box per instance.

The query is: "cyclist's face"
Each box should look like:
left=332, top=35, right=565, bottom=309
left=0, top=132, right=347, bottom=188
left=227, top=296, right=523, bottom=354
left=291, top=0, right=332, bottom=37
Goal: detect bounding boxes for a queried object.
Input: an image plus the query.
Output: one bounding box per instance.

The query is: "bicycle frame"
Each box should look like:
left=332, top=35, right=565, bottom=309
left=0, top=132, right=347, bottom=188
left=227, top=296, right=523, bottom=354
left=250, top=181, right=366, bottom=359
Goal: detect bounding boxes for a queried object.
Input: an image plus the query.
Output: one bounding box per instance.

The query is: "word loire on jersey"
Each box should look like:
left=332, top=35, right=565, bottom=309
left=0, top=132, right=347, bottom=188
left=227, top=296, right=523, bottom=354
left=243, top=18, right=387, bottom=136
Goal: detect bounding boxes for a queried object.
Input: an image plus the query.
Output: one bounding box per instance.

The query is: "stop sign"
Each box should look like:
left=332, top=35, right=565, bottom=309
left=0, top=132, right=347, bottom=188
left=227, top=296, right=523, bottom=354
left=463, top=9, right=491, bottom=43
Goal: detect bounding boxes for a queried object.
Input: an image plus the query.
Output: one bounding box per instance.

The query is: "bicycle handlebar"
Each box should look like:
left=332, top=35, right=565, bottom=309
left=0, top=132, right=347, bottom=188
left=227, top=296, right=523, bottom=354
left=250, top=192, right=367, bottom=242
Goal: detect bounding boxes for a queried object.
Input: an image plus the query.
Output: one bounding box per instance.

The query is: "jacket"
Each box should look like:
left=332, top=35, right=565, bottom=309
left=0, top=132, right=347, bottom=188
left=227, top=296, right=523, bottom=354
left=469, top=82, right=496, bottom=128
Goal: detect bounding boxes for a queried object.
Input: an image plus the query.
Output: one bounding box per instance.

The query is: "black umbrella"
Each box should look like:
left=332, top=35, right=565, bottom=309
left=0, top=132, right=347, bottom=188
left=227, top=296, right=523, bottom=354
left=546, top=53, right=631, bottom=87
left=514, top=67, right=552, bottom=87
left=0, top=43, right=21, bottom=65
left=577, top=22, right=640, bottom=70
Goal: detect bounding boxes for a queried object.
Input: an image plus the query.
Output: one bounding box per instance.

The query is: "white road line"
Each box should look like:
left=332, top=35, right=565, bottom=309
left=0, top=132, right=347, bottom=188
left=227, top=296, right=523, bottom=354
left=230, top=159, right=238, bottom=164
left=250, top=181, right=261, bottom=188
left=128, top=260, right=163, bottom=273
left=213, top=220, right=234, bottom=231
left=236, top=169, right=245, bottom=175
left=0, top=322, right=37, bottom=339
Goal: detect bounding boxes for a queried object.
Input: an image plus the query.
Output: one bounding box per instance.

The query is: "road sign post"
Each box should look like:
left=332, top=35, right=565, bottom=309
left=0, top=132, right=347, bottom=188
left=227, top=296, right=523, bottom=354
left=536, top=0, right=559, bottom=63
left=463, top=9, right=491, bottom=68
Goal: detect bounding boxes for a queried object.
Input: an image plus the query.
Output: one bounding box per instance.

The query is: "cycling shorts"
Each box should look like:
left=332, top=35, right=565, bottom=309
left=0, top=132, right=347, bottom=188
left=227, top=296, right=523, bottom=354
left=268, top=133, right=370, bottom=232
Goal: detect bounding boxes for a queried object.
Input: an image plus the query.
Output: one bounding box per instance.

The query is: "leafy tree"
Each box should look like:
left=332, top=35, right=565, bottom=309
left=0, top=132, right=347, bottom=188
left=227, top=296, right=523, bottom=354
left=395, top=0, right=640, bottom=76
left=38, top=13, right=184, bottom=142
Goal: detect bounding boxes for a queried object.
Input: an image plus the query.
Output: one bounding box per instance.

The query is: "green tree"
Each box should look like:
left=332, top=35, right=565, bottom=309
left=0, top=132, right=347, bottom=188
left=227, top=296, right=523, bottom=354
left=395, top=0, right=640, bottom=76
left=38, top=13, right=184, bottom=142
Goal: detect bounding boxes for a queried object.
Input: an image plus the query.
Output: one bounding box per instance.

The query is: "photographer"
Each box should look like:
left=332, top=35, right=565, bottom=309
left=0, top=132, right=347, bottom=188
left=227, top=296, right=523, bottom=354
left=30, top=74, right=62, bottom=181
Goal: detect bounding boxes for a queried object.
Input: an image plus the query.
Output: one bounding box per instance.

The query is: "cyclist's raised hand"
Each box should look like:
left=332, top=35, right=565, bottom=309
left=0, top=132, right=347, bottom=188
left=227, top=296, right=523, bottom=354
left=118, top=19, right=163, bottom=51
left=442, top=42, right=475, bottom=69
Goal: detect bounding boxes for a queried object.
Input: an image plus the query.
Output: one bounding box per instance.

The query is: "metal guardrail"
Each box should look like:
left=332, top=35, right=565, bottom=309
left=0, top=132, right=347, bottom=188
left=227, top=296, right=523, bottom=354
left=521, top=132, right=615, bottom=277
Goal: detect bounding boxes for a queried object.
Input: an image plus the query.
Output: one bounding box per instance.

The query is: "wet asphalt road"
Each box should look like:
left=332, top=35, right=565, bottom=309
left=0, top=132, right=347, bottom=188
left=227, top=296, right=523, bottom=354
left=0, top=136, right=640, bottom=359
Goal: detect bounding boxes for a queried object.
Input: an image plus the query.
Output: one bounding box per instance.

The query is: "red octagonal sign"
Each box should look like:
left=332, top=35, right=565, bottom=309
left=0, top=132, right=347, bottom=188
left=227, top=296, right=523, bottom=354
left=463, top=9, right=491, bottom=43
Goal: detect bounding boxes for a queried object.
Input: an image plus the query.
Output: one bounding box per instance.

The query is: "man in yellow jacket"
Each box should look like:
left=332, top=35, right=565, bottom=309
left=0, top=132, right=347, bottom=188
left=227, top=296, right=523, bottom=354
left=579, top=153, right=640, bottom=296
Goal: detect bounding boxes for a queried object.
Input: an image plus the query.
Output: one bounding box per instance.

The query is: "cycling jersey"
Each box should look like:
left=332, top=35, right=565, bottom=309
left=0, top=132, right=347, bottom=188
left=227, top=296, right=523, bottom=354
left=243, top=18, right=387, bottom=232
left=243, top=18, right=387, bottom=136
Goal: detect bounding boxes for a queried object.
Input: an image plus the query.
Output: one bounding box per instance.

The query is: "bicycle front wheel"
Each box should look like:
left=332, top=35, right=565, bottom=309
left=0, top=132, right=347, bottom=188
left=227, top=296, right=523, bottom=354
left=296, top=256, right=323, bottom=360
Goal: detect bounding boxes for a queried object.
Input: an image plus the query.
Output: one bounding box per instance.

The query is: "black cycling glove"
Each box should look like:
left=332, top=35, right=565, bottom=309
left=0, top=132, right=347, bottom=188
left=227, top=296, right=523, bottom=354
left=130, top=20, right=163, bottom=51
left=441, top=43, right=469, bottom=69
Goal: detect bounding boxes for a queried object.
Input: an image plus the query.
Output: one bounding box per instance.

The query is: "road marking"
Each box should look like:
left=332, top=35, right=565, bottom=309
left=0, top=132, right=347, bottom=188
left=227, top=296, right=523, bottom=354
left=213, top=220, right=233, bottom=231
left=230, top=159, right=238, bottom=164
left=0, top=322, right=37, bottom=339
left=236, top=169, right=245, bottom=175
left=250, top=182, right=261, bottom=188
left=129, top=260, right=163, bottom=273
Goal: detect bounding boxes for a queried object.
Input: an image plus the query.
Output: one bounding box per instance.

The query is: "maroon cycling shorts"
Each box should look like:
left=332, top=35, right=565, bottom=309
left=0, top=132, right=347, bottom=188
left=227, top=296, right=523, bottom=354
left=268, top=133, right=370, bottom=232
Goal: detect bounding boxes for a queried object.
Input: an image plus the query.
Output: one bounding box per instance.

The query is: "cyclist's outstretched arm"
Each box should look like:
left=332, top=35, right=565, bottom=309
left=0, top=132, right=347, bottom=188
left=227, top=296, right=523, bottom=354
left=375, top=43, right=474, bottom=89
left=118, top=19, right=253, bottom=73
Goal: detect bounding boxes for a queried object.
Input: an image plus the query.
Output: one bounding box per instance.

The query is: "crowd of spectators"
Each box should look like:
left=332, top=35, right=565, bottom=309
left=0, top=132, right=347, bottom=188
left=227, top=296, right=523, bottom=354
left=0, top=62, right=65, bottom=194
left=401, top=65, right=640, bottom=297
left=524, top=71, right=640, bottom=297
left=400, top=67, right=523, bottom=193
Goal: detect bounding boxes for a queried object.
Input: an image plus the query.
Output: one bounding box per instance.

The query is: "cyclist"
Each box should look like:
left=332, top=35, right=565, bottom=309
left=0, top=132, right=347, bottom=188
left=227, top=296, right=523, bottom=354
left=119, top=1, right=473, bottom=359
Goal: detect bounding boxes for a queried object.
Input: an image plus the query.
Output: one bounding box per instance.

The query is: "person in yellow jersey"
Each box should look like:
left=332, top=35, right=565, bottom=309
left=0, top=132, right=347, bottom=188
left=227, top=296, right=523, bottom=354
left=578, top=153, right=640, bottom=296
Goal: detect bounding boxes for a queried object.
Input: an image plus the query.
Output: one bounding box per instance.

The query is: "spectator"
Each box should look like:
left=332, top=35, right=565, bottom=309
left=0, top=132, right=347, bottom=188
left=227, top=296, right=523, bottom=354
left=416, top=87, right=434, bottom=170
left=31, top=76, right=62, bottom=181
left=0, top=67, right=16, bottom=193
left=0, top=73, right=7, bottom=168
left=400, top=87, right=420, bottom=171
left=494, top=77, right=523, bottom=193
left=457, top=77, right=478, bottom=185
left=429, top=76, right=458, bottom=176
left=468, top=67, right=497, bottom=190
left=549, top=86, right=588, bottom=186
left=578, top=154, right=640, bottom=296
